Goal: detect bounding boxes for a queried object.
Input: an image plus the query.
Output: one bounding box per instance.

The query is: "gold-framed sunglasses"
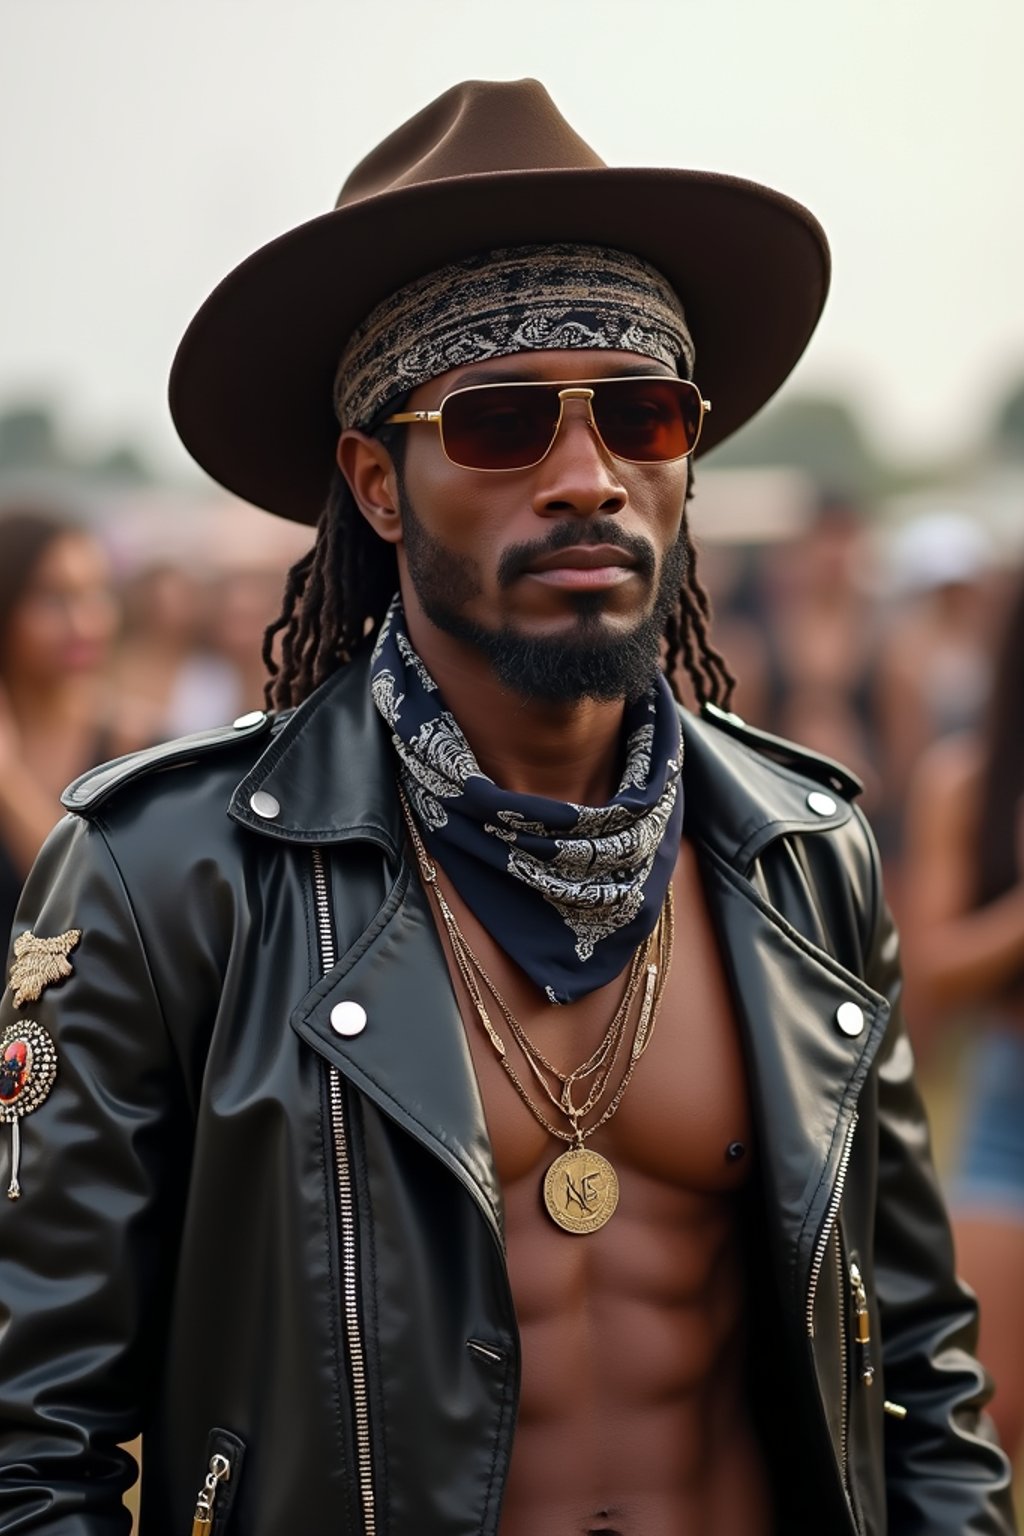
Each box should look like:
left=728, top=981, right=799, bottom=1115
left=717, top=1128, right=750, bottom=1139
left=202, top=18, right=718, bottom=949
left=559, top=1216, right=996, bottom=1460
left=385, top=376, right=711, bottom=472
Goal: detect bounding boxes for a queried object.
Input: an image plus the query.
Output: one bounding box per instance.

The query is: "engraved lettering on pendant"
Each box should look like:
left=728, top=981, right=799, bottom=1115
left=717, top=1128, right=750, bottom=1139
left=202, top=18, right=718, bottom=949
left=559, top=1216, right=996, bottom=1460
left=544, top=1148, right=619, bottom=1234
left=9, top=929, right=82, bottom=1008
left=565, top=1168, right=603, bottom=1212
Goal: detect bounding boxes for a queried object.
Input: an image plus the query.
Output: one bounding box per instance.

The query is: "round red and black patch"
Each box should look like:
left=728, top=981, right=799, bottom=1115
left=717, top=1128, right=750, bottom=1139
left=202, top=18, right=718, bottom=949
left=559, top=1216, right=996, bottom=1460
left=0, top=1020, right=57, bottom=1120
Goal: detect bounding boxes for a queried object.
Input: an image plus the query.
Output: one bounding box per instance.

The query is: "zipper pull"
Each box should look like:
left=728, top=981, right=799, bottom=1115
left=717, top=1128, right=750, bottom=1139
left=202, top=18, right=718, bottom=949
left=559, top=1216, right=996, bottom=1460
left=849, top=1261, right=875, bottom=1386
left=191, top=1452, right=231, bottom=1535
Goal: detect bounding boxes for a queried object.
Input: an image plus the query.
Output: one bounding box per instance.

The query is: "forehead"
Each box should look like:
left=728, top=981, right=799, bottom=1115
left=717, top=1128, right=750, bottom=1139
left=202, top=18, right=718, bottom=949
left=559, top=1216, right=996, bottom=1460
left=27, top=532, right=109, bottom=587
left=412, top=348, right=679, bottom=402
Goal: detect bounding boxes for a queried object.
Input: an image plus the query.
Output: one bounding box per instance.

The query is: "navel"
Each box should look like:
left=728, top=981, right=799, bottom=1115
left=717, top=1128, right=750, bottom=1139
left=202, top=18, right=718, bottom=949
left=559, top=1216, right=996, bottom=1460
left=585, top=1506, right=625, bottom=1536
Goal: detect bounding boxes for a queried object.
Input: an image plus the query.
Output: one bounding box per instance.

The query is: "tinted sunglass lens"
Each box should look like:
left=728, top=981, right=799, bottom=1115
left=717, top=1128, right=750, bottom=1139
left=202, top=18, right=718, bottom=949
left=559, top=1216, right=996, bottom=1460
left=442, top=385, right=560, bottom=470
left=593, top=380, right=701, bottom=462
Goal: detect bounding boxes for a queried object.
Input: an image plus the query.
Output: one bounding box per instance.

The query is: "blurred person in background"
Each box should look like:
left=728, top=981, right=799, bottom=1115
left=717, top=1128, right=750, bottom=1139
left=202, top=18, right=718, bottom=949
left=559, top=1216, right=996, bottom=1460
left=674, top=541, right=769, bottom=721
left=110, top=562, right=238, bottom=739
left=877, top=513, right=996, bottom=838
left=901, top=568, right=1024, bottom=1462
left=0, top=506, right=128, bottom=944
left=105, top=501, right=312, bottom=739
left=755, top=492, right=889, bottom=814
left=208, top=563, right=296, bottom=717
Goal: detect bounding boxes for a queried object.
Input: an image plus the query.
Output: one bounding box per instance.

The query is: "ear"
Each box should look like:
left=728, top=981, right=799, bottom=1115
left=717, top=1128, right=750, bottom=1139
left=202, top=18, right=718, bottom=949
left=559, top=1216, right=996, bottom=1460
left=336, top=430, right=403, bottom=546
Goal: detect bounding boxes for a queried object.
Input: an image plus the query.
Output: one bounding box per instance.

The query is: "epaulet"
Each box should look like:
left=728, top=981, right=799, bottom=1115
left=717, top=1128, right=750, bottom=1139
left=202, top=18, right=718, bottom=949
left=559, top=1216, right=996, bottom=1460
left=699, top=702, right=863, bottom=799
left=61, top=710, right=278, bottom=817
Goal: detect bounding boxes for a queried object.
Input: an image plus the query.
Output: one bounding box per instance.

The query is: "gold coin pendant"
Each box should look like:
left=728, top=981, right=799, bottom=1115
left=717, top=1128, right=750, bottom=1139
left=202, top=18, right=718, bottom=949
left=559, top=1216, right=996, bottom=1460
left=543, top=1147, right=619, bottom=1234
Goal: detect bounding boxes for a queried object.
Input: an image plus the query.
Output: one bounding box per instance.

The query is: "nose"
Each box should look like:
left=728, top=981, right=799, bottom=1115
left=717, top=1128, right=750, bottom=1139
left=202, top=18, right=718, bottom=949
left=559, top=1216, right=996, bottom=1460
left=531, top=396, right=628, bottom=520
left=69, top=587, right=116, bottom=642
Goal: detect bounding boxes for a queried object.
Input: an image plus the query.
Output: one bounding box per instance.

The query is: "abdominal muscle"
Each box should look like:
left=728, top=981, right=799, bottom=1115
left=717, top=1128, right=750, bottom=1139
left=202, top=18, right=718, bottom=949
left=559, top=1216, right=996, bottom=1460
left=429, top=838, right=775, bottom=1536
left=497, top=1171, right=772, bottom=1536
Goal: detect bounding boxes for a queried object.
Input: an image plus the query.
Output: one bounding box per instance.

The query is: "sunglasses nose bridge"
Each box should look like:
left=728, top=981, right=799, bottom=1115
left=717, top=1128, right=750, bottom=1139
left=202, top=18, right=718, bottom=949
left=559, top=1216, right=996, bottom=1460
left=556, top=387, right=596, bottom=416
left=551, top=385, right=599, bottom=448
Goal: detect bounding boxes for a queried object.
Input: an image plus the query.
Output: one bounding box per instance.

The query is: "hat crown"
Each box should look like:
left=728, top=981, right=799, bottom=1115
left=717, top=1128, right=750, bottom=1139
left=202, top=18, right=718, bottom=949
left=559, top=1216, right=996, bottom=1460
left=336, top=78, right=606, bottom=209
left=171, top=77, right=830, bottom=523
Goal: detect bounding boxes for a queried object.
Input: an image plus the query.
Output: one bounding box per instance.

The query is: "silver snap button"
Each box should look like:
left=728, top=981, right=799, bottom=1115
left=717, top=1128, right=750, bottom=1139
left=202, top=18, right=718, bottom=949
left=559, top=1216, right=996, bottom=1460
left=807, top=791, right=838, bottom=817
left=233, top=710, right=266, bottom=729
left=331, top=1001, right=367, bottom=1037
left=836, top=1001, right=865, bottom=1038
left=249, top=790, right=280, bottom=819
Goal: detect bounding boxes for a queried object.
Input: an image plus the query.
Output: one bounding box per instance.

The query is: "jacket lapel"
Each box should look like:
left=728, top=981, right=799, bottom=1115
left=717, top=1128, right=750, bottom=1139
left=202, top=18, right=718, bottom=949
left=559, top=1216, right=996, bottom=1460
left=698, top=845, right=888, bottom=1305
left=681, top=712, right=890, bottom=1301
left=228, top=648, right=404, bottom=856
left=290, top=865, right=504, bottom=1243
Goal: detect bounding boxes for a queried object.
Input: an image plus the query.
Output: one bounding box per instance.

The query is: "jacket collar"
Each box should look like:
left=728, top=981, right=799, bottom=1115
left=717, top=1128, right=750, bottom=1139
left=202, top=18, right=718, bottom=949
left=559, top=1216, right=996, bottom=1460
left=229, top=645, right=853, bottom=870
left=230, top=645, right=404, bottom=859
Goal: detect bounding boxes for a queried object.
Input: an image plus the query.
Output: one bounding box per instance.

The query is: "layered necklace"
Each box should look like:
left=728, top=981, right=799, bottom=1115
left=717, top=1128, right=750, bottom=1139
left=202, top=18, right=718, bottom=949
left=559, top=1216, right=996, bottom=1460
left=401, top=791, right=674, bottom=1234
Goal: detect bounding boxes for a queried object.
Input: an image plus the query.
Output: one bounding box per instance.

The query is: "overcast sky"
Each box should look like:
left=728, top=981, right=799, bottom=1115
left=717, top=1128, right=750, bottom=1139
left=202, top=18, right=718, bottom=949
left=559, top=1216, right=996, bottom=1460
left=2, top=0, right=1022, bottom=483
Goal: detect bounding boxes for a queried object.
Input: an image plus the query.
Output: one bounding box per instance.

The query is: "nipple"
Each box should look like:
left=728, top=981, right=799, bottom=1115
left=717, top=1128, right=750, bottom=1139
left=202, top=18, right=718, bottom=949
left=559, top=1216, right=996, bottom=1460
left=726, top=1140, right=747, bottom=1162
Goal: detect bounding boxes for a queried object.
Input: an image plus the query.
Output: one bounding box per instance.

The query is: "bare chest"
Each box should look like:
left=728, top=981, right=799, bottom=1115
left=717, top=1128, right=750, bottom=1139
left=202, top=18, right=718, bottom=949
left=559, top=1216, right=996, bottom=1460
left=427, top=838, right=754, bottom=1201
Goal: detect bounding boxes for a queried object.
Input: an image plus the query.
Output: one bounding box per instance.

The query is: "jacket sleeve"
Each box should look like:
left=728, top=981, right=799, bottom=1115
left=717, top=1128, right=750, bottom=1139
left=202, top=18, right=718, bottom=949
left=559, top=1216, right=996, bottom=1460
left=860, top=809, right=1017, bottom=1533
left=0, top=813, right=191, bottom=1534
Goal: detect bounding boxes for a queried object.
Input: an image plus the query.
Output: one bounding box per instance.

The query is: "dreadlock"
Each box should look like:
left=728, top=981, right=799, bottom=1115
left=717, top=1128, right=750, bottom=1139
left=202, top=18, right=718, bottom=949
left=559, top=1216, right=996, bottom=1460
left=263, top=449, right=736, bottom=713
left=664, top=470, right=737, bottom=709
left=262, top=423, right=404, bottom=711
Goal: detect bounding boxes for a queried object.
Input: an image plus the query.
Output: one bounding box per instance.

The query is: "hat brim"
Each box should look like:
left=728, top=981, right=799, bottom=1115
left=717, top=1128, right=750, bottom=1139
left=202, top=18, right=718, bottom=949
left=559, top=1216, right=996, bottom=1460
left=169, top=166, right=830, bottom=525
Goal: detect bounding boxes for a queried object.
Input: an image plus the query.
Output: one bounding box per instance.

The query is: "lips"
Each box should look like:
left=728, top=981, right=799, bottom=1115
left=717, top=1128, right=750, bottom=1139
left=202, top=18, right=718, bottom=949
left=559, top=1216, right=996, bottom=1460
left=527, top=544, right=636, bottom=574
left=522, top=543, right=639, bottom=592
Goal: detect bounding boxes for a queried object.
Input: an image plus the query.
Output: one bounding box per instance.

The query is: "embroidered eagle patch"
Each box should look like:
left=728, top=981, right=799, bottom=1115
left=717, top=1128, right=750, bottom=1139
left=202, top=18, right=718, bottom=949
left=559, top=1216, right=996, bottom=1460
left=9, top=929, right=82, bottom=1009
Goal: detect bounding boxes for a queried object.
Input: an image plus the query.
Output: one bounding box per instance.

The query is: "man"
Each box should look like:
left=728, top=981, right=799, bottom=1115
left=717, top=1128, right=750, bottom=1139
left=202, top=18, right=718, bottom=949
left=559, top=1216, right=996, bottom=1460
left=0, top=79, right=1013, bottom=1536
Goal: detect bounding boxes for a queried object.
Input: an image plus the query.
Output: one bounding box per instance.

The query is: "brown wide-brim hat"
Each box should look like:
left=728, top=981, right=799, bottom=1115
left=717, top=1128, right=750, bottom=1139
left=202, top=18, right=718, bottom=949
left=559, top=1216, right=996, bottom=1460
left=170, top=78, right=830, bottom=525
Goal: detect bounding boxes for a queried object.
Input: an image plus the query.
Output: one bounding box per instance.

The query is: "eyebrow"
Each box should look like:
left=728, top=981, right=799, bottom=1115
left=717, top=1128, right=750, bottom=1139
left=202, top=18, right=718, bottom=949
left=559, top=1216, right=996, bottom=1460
left=445, top=360, right=678, bottom=390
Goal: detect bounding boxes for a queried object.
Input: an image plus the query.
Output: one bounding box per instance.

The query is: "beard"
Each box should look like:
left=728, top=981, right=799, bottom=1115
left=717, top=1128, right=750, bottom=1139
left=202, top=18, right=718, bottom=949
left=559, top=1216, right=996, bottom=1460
left=398, top=484, right=688, bottom=705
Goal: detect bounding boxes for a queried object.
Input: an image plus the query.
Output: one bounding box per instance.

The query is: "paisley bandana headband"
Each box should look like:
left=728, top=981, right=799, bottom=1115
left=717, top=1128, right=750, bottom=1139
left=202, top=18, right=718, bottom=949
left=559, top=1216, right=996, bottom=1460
left=334, top=243, right=695, bottom=431
left=370, top=599, right=684, bottom=1005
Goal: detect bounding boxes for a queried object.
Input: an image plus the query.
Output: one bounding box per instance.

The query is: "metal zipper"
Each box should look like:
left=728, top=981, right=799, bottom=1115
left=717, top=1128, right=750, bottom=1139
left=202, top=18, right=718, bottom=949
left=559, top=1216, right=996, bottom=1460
left=311, top=845, right=337, bottom=972
left=805, top=1116, right=861, bottom=1525
left=835, top=1229, right=850, bottom=1490
left=311, top=846, right=376, bottom=1536
left=805, top=1112, right=858, bottom=1338
left=190, top=1452, right=231, bottom=1535
left=848, top=1261, right=875, bottom=1387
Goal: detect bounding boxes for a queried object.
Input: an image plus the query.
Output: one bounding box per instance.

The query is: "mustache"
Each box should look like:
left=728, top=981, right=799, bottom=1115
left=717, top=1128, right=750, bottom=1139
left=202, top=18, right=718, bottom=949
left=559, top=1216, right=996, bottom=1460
left=497, top=519, right=657, bottom=588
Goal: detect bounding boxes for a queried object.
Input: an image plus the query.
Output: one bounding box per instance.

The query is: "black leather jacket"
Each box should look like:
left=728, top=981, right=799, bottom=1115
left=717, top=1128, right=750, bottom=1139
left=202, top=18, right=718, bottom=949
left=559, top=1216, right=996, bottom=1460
left=0, top=650, right=1014, bottom=1535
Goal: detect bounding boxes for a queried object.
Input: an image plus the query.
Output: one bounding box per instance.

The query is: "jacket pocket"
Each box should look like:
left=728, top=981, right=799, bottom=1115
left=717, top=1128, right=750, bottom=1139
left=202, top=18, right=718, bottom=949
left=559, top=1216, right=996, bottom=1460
left=190, top=1427, right=246, bottom=1535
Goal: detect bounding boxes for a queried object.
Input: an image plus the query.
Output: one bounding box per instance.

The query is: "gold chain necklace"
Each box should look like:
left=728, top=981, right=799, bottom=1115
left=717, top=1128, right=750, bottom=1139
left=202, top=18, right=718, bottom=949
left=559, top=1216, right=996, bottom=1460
left=400, top=792, right=674, bottom=1233
left=458, top=908, right=652, bottom=1121
left=466, top=888, right=671, bottom=1129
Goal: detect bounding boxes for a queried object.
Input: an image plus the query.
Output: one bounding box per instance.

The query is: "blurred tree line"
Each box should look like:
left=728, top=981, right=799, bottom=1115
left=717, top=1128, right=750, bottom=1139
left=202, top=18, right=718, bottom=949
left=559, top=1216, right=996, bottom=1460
left=711, top=374, right=1024, bottom=501
left=0, top=404, right=151, bottom=486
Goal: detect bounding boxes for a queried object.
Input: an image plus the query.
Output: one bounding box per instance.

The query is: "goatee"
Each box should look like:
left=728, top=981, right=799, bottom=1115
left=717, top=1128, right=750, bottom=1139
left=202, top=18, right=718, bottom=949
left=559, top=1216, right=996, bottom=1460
left=399, top=492, right=687, bottom=704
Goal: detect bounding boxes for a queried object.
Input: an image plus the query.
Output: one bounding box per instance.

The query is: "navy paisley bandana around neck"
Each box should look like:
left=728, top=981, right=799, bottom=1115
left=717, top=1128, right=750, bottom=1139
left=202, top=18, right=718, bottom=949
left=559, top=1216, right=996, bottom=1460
left=370, top=599, right=684, bottom=1004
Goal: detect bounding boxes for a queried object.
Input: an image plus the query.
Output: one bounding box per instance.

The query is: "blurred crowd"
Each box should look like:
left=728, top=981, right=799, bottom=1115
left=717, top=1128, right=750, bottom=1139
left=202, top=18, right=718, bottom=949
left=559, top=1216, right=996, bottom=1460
left=2, top=479, right=1024, bottom=1464
left=0, top=494, right=310, bottom=943
left=695, top=484, right=1024, bottom=1467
